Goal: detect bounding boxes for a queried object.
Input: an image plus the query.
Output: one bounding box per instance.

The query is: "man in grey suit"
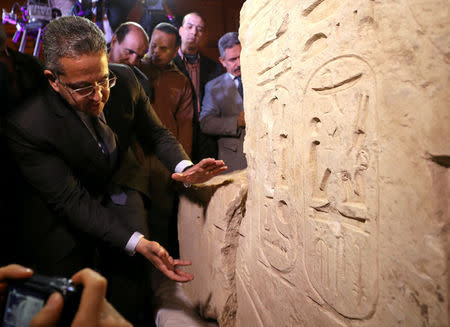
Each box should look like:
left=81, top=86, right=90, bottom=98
left=200, top=32, right=247, bottom=173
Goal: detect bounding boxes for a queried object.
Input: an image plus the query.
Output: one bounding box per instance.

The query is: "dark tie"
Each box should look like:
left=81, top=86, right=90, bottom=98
left=91, top=113, right=117, bottom=168
left=236, top=76, right=243, bottom=100
left=91, top=113, right=126, bottom=205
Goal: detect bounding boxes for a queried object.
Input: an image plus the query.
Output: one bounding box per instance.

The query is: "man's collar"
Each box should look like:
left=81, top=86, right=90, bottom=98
left=45, top=86, right=74, bottom=118
left=178, top=48, right=200, bottom=64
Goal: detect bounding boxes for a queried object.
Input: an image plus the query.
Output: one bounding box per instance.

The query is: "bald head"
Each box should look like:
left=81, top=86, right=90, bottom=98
left=108, top=22, right=149, bottom=67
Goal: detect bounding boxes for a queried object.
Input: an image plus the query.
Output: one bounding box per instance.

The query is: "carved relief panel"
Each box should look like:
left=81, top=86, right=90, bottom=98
left=301, top=55, right=378, bottom=319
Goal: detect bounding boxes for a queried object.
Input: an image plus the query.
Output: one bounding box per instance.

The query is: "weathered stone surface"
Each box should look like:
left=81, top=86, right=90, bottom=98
left=178, top=170, right=247, bottom=327
left=178, top=0, right=449, bottom=326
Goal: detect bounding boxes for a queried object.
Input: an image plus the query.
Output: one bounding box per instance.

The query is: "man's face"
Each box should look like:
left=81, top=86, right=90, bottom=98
left=219, top=44, right=241, bottom=77
left=46, top=52, right=111, bottom=117
left=178, top=14, right=205, bottom=50
left=149, top=29, right=178, bottom=68
left=109, top=27, right=148, bottom=67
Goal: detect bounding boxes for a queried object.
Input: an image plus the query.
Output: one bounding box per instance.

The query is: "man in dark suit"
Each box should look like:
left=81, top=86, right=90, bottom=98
left=200, top=32, right=247, bottom=172
left=5, top=16, right=226, bottom=326
left=0, top=24, right=46, bottom=267
left=173, top=12, right=223, bottom=163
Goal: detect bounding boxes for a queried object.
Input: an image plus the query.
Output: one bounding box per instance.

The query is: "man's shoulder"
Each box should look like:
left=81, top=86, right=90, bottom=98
left=109, top=63, right=141, bottom=93
left=205, top=73, right=228, bottom=90
left=109, top=63, right=135, bottom=78
left=10, top=47, right=42, bottom=67
left=7, top=89, right=54, bottom=132
left=168, top=63, right=191, bottom=83
left=132, top=66, right=149, bottom=82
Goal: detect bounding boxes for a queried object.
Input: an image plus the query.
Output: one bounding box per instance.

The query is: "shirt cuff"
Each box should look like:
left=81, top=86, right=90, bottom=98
left=125, top=232, right=144, bottom=256
left=174, top=160, right=194, bottom=173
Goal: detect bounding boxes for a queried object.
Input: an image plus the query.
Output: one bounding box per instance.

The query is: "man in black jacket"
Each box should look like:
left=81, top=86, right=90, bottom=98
left=0, top=24, right=46, bottom=267
left=5, top=16, right=226, bottom=326
left=173, top=12, right=223, bottom=163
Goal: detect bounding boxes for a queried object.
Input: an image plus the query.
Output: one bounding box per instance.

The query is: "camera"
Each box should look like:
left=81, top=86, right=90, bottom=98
left=1, top=274, right=82, bottom=327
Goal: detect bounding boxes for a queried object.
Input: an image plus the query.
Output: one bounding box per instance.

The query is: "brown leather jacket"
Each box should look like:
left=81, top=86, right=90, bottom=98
left=140, top=61, right=194, bottom=156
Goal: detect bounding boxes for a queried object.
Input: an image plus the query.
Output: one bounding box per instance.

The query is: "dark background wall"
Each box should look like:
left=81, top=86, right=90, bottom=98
left=1, top=0, right=245, bottom=60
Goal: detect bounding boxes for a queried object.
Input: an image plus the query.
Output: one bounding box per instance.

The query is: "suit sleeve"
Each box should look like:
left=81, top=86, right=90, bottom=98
left=200, top=81, right=241, bottom=137
left=5, top=120, right=134, bottom=250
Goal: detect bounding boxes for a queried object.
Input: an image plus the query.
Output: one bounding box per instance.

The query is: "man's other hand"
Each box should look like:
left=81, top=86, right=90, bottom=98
left=136, top=238, right=194, bottom=282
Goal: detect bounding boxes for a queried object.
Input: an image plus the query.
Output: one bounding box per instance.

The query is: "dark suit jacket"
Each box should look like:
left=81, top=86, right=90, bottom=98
left=132, top=65, right=152, bottom=100
left=200, top=73, right=247, bottom=172
left=0, top=49, right=45, bottom=266
left=0, top=47, right=45, bottom=116
left=173, top=53, right=223, bottom=162
left=5, top=64, right=188, bottom=274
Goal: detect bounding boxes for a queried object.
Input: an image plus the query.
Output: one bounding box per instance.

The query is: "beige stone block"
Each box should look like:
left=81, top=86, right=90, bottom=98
left=178, top=171, right=248, bottom=326
left=178, top=0, right=449, bottom=326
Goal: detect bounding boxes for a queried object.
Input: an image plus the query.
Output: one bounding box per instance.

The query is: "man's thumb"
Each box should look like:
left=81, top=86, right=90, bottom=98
left=30, top=292, right=64, bottom=327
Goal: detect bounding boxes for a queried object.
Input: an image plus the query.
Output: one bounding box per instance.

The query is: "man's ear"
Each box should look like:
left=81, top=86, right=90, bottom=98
left=219, top=56, right=226, bottom=68
left=110, top=34, right=118, bottom=48
left=171, top=46, right=179, bottom=60
left=44, top=69, right=60, bottom=92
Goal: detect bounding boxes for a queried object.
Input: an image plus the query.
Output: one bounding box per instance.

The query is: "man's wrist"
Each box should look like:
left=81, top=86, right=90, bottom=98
left=125, top=232, right=144, bottom=256
left=175, top=160, right=194, bottom=173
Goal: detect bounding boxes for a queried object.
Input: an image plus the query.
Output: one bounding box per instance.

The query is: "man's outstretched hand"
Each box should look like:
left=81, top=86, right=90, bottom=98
left=171, top=158, right=227, bottom=185
left=136, top=238, right=194, bottom=283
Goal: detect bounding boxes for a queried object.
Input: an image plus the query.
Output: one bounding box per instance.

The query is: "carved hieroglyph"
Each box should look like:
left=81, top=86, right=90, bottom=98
left=302, top=55, right=378, bottom=319
left=178, top=0, right=449, bottom=326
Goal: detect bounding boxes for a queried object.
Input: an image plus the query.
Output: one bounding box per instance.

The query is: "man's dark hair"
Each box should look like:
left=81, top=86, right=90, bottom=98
left=218, top=32, right=240, bottom=59
left=43, top=16, right=106, bottom=74
left=114, top=22, right=149, bottom=44
left=154, top=22, right=181, bottom=47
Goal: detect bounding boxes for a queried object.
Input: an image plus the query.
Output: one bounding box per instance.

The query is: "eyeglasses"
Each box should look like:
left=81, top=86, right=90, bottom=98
left=57, top=70, right=117, bottom=98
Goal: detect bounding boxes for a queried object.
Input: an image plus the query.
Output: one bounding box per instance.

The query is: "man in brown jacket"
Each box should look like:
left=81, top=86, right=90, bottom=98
left=141, top=23, right=193, bottom=155
left=140, top=22, right=194, bottom=256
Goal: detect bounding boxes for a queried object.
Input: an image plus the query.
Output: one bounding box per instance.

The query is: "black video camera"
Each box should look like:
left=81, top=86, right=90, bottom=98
left=1, top=274, right=82, bottom=327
